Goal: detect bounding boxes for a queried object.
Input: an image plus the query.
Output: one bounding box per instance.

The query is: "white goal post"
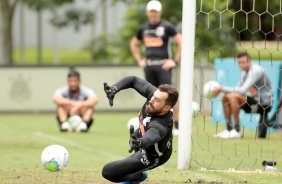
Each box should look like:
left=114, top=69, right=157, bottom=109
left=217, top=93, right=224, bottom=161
left=177, top=0, right=196, bottom=170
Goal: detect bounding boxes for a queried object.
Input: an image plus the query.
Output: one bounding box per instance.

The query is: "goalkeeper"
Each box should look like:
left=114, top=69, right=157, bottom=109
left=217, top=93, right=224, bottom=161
left=213, top=52, right=273, bottom=139
left=102, top=76, right=178, bottom=183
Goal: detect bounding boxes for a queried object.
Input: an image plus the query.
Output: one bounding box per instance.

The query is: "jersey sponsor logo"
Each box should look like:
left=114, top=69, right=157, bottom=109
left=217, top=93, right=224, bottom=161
left=140, top=149, right=150, bottom=166
left=248, top=87, right=257, bottom=95
left=155, top=26, right=165, bottom=37
left=144, top=35, right=163, bottom=47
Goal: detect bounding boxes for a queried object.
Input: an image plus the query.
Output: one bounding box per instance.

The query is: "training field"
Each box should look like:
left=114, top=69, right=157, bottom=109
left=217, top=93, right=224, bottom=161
left=0, top=112, right=282, bottom=184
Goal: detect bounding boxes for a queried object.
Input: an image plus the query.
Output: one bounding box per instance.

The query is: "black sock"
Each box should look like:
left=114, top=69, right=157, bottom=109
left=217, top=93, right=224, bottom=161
left=235, top=125, right=240, bottom=132
left=227, top=122, right=232, bottom=131
left=174, top=121, right=179, bottom=129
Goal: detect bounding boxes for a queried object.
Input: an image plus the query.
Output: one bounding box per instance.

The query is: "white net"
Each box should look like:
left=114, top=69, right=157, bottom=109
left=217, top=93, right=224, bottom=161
left=191, top=0, right=282, bottom=171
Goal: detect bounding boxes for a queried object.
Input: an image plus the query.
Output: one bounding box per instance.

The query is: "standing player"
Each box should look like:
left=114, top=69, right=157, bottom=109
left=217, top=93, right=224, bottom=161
left=130, top=0, right=182, bottom=134
left=52, top=68, right=99, bottom=132
left=102, top=76, right=178, bottom=183
left=213, top=52, right=273, bottom=138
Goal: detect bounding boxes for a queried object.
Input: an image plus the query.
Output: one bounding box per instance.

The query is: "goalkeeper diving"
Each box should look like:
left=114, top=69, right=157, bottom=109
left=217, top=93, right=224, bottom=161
left=102, top=76, right=178, bottom=183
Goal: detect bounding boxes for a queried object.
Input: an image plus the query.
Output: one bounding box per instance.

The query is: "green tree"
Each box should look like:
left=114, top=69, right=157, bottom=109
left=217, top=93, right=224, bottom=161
left=0, top=0, right=94, bottom=65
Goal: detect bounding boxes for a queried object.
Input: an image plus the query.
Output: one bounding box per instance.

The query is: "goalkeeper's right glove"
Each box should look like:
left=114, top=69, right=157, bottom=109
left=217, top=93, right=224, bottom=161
left=103, top=82, right=117, bottom=107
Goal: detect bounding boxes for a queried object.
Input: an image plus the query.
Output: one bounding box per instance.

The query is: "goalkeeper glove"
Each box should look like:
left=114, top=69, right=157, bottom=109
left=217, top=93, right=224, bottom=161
left=103, top=82, right=117, bottom=107
left=129, top=134, right=141, bottom=152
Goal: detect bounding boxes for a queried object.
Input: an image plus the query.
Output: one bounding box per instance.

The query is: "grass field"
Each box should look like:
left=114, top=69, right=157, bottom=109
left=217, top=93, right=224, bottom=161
left=1, top=112, right=282, bottom=184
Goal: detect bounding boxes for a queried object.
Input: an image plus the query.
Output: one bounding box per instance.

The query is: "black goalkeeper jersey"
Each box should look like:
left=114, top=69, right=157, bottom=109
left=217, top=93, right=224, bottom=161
left=136, top=20, right=178, bottom=60
left=113, top=76, right=174, bottom=157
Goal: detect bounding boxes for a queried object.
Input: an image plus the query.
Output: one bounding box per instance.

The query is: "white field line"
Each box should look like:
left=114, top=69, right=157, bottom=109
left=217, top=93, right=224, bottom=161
left=0, top=122, right=123, bottom=160
left=0, top=122, right=167, bottom=170
left=34, top=131, right=124, bottom=160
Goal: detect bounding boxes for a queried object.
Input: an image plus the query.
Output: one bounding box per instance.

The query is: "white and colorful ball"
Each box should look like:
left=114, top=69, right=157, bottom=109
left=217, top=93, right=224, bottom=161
left=203, top=81, right=220, bottom=98
left=68, top=115, right=83, bottom=130
left=127, top=117, right=140, bottom=130
left=41, top=145, right=69, bottom=172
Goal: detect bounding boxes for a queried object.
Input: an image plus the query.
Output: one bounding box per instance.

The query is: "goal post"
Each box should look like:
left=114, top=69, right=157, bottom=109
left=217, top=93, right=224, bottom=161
left=177, top=0, right=196, bottom=170
left=178, top=0, right=282, bottom=172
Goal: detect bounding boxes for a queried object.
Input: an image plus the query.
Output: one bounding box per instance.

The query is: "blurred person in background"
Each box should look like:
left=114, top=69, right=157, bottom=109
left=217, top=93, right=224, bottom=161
left=213, top=52, right=273, bottom=139
left=52, top=68, right=98, bottom=132
left=130, top=0, right=182, bottom=135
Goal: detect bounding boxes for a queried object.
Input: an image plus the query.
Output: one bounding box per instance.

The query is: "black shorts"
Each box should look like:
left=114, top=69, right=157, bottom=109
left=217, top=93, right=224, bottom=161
left=241, top=96, right=271, bottom=114
left=144, top=65, right=172, bottom=87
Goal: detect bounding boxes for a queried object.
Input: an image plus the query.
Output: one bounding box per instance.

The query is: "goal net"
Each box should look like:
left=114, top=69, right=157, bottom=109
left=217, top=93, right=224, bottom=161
left=185, top=0, right=282, bottom=171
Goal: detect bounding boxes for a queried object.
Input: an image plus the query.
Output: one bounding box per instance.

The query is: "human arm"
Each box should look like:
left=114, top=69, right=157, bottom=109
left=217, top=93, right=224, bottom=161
left=130, top=36, right=146, bottom=68
left=129, top=121, right=167, bottom=150
left=52, top=87, right=72, bottom=106
left=221, top=67, right=263, bottom=94
left=69, top=95, right=98, bottom=113
left=52, top=95, right=73, bottom=106
left=104, top=76, right=157, bottom=106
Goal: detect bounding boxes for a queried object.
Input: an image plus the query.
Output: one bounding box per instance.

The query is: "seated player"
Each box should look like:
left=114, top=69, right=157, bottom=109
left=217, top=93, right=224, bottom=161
left=213, top=52, right=273, bottom=138
left=52, top=68, right=98, bottom=132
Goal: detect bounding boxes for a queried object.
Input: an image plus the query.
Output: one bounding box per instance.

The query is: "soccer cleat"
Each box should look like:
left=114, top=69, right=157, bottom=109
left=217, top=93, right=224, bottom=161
left=137, top=171, right=148, bottom=183
left=61, top=122, right=72, bottom=132
left=120, top=171, right=148, bottom=184
left=229, top=129, right=242, bottom=138
left=213, top=129, right=229, bottom=138
left=76, top=122, right=88, bottom=133
left=214, top=129, right=241, bottom=139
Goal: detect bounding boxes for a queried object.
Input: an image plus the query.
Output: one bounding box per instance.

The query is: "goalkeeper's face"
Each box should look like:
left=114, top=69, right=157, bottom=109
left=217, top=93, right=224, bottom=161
left=68, top=76, right=81, bottom=93
left=146, top=90, right=171, bottom=116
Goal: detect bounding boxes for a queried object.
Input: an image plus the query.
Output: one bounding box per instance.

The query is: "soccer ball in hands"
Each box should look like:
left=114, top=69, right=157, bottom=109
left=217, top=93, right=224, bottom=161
left=68, top=115, right=83, bottom=130
left=203, top=81, right=220, bottom=98
left=127, top=117, right=140, bottom=130
left=41, top=145, right=69, bottom=172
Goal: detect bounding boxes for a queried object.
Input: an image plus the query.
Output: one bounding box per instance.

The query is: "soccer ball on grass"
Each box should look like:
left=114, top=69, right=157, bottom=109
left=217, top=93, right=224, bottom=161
left=68, top=115, right=83, bottom=130
left=41, top=145, right=69, bottom=172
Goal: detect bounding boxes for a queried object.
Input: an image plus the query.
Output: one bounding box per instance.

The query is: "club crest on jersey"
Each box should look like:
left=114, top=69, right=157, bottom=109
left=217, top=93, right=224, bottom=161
left=155, top=26, right=165, bottom=37
left=142, top=117, right=151, bottom=127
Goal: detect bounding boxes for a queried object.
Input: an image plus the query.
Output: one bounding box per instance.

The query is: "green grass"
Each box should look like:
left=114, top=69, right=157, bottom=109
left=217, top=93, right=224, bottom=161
left=13, top=48, right=92, bottom=65
left=0, top=113, right=282, bottom=184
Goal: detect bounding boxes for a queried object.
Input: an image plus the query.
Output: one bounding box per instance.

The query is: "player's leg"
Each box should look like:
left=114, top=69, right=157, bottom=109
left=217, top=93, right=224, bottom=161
left=216, top=92, right=245, bottom=138
left=258, top=105, right=272, bottom=138
left=77, top=107, right=94, bottom=132
left=229, top=93, right=246, bottom=137
left=102, top=150, right=150, bottom=183
left=241, top=96, right=271, bottom=138
left=144, top=66, right=159, bottom=87
left=214, top=93, right=232, bottom=137
left=56, top=106, right=72, bottom=132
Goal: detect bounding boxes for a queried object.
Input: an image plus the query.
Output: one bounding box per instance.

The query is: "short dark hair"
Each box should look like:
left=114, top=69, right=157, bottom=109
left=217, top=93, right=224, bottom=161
left=68, top=68, right=80, bottom=79
left=236, top=52, right=251, bottom=60
left=158, top=84, right=179, bottom=107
